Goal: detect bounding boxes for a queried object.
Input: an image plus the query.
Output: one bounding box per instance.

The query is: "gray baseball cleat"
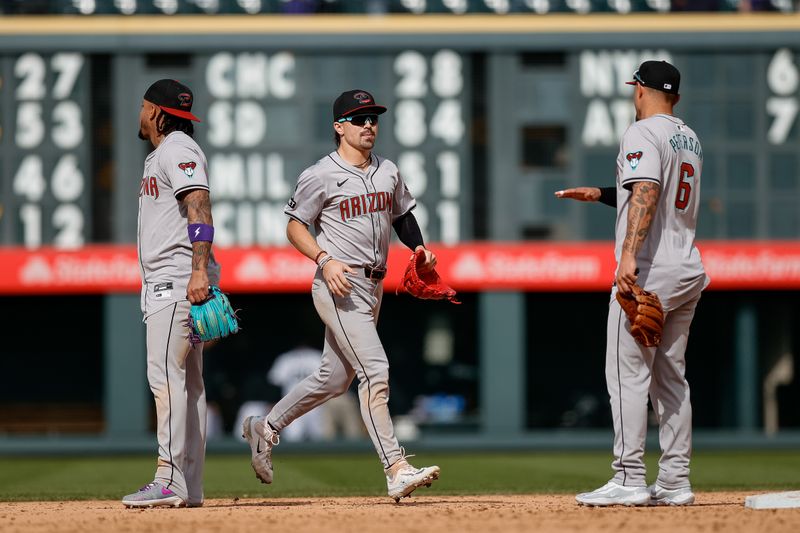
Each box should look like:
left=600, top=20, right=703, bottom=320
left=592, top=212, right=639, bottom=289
left=385, top=453, right=440, bottom=503
left=122, top=482, right=185, bottom=508
left=242, top=415, right=280, bottom=484
left=649, top=484, right=695, bottom=506
left=576, top=481, right=651, bottom=507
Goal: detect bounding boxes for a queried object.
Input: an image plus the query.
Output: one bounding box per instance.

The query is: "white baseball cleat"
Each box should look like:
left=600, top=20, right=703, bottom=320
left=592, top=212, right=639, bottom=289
left=121, top=482, right=185, bottom=508
left=576, top=481, right=651, bottom=507
left=242, top=415, right=280, bottom=484
left=385, top=453, right=440, bottom=503
left=648, top=484, right=695, bottom=506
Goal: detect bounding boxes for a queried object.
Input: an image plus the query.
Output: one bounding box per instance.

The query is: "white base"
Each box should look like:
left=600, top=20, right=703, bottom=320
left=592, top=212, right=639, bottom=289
left=745, top=491, right=800, bottom=509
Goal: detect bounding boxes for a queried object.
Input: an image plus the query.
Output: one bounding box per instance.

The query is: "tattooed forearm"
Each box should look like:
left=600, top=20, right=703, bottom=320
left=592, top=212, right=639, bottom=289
left=192, top=241, right=211, bottom=271
left=183, top=189, right=213, bottom=225
left=181, top=189, right=214, bottom=271
left=622, top=181, right=661, bottom=256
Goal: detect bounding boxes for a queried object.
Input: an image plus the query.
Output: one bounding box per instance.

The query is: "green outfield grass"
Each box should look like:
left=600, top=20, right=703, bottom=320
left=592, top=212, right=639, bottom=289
left=0, top=451, right=798, bottom=501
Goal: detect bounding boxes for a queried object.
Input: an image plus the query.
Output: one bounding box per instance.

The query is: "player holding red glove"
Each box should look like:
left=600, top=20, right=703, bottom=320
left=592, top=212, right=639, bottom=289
left=242, top=89, right=440, bottom=503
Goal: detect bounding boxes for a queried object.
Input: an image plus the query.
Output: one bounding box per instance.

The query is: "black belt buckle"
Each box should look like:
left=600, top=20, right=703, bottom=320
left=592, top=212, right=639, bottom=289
left=364, top=266, right=386, bottom=280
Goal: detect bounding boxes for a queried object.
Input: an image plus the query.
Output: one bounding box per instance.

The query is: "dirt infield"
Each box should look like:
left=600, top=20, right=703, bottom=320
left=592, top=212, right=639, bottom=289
left=2, top=493, right=799, bottom=533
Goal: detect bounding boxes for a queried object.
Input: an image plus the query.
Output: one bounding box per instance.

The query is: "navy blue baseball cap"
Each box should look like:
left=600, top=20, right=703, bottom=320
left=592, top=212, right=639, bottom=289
left=626, top=60, right=680, bottom=95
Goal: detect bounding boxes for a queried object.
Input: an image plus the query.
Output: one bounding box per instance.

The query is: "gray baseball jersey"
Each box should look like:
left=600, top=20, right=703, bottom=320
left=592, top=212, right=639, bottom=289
left=284, top=151, right=416, bottom=269
left=271, top=150, right=417, bottom=470
left=136, top=130, right=219, bottom=505
left=138, top=130, right=220, bottom=316
left=605, top=113, right=708, bottom=491
left=615, top=114, right=709, bottom=310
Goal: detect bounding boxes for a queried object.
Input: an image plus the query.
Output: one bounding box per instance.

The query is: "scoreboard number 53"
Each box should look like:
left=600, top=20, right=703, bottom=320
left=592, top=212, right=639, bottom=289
left=10, top=52, right=87, bottom=249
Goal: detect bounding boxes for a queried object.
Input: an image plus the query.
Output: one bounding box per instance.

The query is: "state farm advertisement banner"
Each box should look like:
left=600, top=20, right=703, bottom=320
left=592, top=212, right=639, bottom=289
left=2, top=241, right=800, bottom=294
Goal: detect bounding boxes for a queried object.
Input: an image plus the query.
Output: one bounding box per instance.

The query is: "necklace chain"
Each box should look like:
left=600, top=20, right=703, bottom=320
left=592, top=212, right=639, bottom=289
left=338, top=150, right=371, bottom=169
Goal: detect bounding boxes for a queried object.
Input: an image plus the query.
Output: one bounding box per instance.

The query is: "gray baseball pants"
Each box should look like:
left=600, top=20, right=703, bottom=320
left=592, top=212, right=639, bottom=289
left=267, top=271, right=403, bottom=469
left=605, top=287, right=701, bottom=490
left=146, top=300, right=207, bottom=505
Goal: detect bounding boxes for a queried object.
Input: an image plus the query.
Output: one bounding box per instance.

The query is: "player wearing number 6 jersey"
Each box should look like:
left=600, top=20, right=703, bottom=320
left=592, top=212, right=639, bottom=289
left=556, top=60, right=709, bottom=507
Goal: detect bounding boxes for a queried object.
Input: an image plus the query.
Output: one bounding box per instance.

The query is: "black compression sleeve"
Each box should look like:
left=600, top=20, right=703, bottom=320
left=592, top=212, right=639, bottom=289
left=392, top=211, right=424, bottom=250
left=598, top=187, right=617, bottom=208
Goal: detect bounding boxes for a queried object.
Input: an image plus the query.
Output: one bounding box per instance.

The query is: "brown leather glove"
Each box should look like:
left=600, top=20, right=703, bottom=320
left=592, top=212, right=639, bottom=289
left=396, top=249, right=460, bottom=304
left=616, top=284, right=664, bottom=347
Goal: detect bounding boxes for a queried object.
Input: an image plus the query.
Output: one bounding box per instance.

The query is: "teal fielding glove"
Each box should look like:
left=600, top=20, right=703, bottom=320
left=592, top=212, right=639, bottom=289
left=188, top=286, right=240, bottom=345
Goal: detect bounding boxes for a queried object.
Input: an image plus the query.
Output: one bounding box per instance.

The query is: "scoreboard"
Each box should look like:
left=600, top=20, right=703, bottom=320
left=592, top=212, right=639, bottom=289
left=496, top=44, right=800, bottom=241
left=0, top=47, right=472, bottom=248
left=1, top=15, right=800, bottom=250
left=1, top=52, right=90, bottom=249
left=196, top=49, right=471, bottom=247
left=571, top=47, right=800, bottom=240
left=2, top=14, right=800, bottom=441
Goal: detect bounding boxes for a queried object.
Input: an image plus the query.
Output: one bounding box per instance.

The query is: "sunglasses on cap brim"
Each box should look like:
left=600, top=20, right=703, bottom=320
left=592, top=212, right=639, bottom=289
left=625, top=71, right=645, bottom=86
left=337, top=114, right=379, bottom=126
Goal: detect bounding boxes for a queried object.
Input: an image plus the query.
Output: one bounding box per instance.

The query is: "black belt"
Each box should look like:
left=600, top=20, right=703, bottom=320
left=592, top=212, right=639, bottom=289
left=363, top=266, right=386, bottom=280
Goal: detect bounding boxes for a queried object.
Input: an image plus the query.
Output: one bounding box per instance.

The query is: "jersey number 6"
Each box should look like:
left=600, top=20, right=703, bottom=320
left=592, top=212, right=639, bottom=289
left=675, top=162, right=694, bottom=210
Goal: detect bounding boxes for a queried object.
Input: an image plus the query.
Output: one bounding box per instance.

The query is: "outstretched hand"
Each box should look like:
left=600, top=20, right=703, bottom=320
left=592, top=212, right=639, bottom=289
left=554, top=187, right=601, bottom=202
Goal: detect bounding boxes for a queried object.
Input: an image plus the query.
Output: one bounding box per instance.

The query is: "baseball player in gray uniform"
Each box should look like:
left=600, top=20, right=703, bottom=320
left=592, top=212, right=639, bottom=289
left=123, top=79, right=220, bottom=508
left=556, top=61, right=709, bottom=506
left=243, top=89, right=440, bottom=502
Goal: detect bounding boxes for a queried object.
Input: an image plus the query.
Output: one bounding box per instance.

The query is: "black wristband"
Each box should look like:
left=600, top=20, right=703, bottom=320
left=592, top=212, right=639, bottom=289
left=598, top=187, right=617, bottom=208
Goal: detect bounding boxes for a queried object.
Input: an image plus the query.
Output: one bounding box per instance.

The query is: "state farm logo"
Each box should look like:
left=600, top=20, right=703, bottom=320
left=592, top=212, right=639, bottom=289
left=236, top=253, right=270, bottom=281
left=20, top=256, right=53, bottom=284
left=17, top=252, right=139, bottom=289
left=234, top=252, right=316, bottom=284
left=452, top=253, right=486, bottom=280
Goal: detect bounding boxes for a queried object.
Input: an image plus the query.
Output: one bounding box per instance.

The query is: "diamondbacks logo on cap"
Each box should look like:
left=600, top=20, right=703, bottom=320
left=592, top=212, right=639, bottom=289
left=353, top=91, right=371, bottom=104
left=178, top=93, right=192, bottom=107
left=179, top=161, right=197, bottom=176
left=626, top=151, right=643, bottom=170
